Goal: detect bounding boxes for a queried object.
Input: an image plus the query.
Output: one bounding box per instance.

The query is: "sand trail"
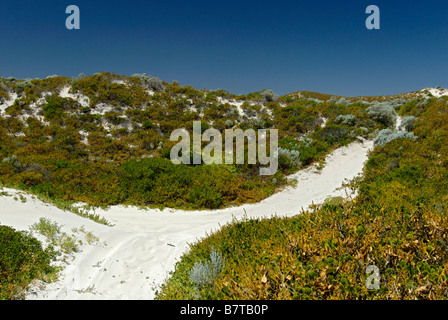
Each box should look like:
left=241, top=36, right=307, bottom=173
left=0, top=139, right=373, bottom=299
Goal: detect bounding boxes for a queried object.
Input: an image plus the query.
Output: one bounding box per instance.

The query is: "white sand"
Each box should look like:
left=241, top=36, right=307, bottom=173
left=0, top=92, right=18, bottom=113
left=421, top=87, right=448, bottom=98
left=59, top=86, right=90, bottom=108
left=396, top=116, right=403, bottom=130
left=0, top=139, right=373, bottom=300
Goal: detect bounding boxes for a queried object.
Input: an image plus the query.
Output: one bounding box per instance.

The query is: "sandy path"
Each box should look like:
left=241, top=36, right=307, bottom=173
left=0, top=139, right=373, bottom=300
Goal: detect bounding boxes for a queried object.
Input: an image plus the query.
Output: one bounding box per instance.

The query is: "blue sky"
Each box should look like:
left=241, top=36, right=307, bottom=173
left=1, top=0, right=447, bottom=96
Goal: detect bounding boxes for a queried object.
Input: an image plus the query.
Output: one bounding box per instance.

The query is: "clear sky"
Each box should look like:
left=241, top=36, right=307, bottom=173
left=1, top=0, right=447, bottom=96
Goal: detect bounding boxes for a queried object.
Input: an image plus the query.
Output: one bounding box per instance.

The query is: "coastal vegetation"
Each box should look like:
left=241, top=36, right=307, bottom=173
left=157, top=95, right=448, bottom=299
left=0, top=72, right=385, bottom=210
left=2, top=72, right=446, bottom=300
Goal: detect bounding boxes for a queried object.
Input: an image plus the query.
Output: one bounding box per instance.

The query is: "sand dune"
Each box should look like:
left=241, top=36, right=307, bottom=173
left=0, top=139, right=373, bottom=299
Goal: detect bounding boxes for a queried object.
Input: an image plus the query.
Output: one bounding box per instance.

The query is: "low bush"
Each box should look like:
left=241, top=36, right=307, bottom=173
left=277, top=147, right=301, bottom=170
left=0, top=225, right=56, bottom=299
left=261, top=90, right=279, bottom=103
left=30, top=218, right=80, bottom=254
left=366, top=102, right=398, bottom=127
left=189, top=248, right=225, bottom=289
left=314, top=124, right=349, bottom=145
left=120, top=158, right=277, bottom=209
left=373, top=129, right=417, bottom=146
left=399, top=116, right=417, bottom=131
left=132, top=74, right=165, bottom=92
left=335, top=114, right=356, bottom=126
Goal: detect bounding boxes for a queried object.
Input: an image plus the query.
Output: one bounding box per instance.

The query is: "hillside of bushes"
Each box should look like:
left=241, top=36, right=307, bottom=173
left=157, top=96, right=448, bottom=300
left=0, top=72, right=392, bottom=211
left=2, top=72, right=443, bottom=300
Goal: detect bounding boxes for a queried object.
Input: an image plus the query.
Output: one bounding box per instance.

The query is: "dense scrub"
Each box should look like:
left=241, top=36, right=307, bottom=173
left=157, top=97, right=448, bottom=300
left=0, top=73, right=386, bottom=210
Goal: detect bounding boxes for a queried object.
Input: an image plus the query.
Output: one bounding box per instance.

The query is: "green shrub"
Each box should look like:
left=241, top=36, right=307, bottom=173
left=188, top=186, right=223, bottom=209
left=122, top=158, right=173, bottom=196
left=42, top=95, right=65, bottom=120
left=315, top=124, right=349, bottom=145
left=277, top=147, right=301, bottom=170
left=14, top=80, right=33, bottom=95
left=0, top=225, right=55, bottom=299
left=30, top=182, right=61, bottom=199
left=29, top=218, right=61, bottom=239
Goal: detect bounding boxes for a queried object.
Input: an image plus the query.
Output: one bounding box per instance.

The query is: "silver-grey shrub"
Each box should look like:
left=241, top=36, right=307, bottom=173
left=335, top=114, right=356, bottom=126
left=278, top=147, right=301, bottom=167
left=147, top=76, right=165, bottom=92
left=71, top=73, right=87, bottom=86
left=15, top=79, right=33, bottom=94
left=308, top=98, right=323, bottom=104
left=366, top=102, right=398, bottom=127
left=2, top=154, right=21, bottom=169
left=133, top=73, right=165, bottom=92
left=389, top=99, right=407, bottom=108
left=189, top=248, right=225, bottom=288
left=374, top=129, right=417, bottom=146
left=225, top=119, right=234, bottom=127
left=261, top=89, right=279, bottom=102
left=300, top=137, right=313, bottom=147
left=399, top=116, right=417, bottom=131
left=335, top=98, right=350, bottom=106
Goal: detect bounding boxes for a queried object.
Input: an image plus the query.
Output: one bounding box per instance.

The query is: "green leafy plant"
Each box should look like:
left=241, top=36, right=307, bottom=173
left=0, top=225, right=56, bottom=299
